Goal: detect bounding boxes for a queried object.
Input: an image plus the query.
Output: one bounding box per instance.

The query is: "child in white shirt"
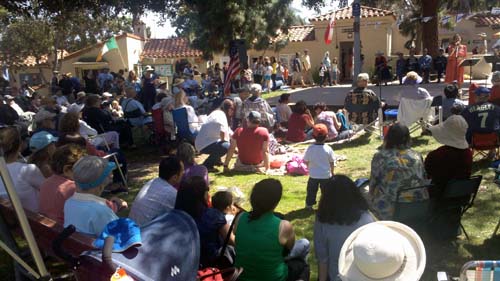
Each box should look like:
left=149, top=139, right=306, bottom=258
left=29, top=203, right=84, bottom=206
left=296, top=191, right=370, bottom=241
left=303, top=124, right=335, bottom=209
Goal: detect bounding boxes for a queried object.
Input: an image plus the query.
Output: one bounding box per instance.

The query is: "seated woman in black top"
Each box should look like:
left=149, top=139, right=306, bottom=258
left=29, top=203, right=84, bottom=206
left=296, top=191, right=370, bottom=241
left=82, top=94, right=134, bottom=147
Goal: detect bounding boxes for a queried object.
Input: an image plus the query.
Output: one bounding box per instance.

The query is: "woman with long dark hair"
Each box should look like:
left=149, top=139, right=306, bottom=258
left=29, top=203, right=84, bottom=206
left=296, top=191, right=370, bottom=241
left=175, top=176, right=234, bottom=267
left=314, top=175, right=374, bottom=281
left=233, top=179, right=310, bottom=281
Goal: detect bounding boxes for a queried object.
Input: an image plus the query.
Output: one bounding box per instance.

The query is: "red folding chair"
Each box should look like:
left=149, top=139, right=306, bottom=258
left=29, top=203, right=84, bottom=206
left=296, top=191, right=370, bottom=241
left=471, top=132, right=500, bottom=161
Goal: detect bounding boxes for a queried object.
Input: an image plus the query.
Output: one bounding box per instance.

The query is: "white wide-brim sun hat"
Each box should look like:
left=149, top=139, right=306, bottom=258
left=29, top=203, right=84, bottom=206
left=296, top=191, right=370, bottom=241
left=338, top=221, right=426, bottom=281
left=428, top=115, right=469, bottom=149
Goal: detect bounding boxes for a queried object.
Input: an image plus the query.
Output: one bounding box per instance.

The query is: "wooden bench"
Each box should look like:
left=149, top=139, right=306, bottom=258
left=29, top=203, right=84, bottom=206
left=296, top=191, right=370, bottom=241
left=0, top=197, right=95, bottom=259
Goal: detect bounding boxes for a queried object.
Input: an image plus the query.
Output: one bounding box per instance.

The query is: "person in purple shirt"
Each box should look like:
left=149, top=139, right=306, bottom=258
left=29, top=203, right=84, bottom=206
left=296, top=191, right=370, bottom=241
left=176, top=142, right=209, bottom=187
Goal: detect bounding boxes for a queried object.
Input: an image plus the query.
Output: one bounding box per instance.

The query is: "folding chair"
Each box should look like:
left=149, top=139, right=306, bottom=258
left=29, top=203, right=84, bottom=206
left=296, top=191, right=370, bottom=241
left=393, top=185, right=432, bottom=233
left=397, top=96, right=442, bottom=134
left=151, top=107, right=167, bottom=144
left=172, top=107, right=196, bottom=143
left=344, top=103, right=384, bottom=138
left=97, top=125, right=128, bottom=190
left=471, top=132, right=500, bottom=161
left=438, top=260, right=500, bottom=281
left=432, top=175, right=482, bottom=240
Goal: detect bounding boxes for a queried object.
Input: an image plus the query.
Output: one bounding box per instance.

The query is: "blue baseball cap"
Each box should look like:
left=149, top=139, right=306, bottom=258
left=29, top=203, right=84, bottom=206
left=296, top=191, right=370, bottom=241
left=93, top=218, right=142, bottom=252
left=29, top=131, right=58, bottom=151
left=475, top=87, right=491, bottom=96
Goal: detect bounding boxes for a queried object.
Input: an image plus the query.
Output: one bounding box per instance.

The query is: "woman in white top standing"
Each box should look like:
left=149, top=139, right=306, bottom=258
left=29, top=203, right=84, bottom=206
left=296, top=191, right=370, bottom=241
left=322, top=51, right=332, bottom=86
left=331, top=57, right=339, bottom=85
left=263, top=59, right=273, bottom=93
left=0, top=127, right=45, bottom=212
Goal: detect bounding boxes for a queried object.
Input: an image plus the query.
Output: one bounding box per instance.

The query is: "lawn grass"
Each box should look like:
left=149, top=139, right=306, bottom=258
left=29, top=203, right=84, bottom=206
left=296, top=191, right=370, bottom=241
left=1, top=130, right=499, bottom=280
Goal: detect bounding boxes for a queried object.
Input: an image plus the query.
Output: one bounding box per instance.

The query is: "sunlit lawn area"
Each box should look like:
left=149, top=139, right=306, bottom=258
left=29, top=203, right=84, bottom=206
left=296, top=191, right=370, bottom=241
left=123, top=130, right=500, bottom=280
left=1, top=122, right=499, bottom=280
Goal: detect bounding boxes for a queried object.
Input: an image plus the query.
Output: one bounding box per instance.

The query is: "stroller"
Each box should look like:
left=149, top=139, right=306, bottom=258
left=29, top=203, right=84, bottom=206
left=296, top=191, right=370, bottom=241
left=53, top=210, right=200, bottom=281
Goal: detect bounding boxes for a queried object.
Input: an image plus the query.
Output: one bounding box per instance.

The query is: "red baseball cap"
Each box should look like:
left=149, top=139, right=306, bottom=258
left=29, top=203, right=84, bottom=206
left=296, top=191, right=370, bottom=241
left=312, top=124, right=328, bottom=137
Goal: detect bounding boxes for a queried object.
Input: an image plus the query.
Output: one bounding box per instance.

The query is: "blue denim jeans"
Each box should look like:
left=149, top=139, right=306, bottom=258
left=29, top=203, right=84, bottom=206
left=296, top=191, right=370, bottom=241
left=200, top=141, right=230, bottom=169
left=306, top=178, right=330, bottom=206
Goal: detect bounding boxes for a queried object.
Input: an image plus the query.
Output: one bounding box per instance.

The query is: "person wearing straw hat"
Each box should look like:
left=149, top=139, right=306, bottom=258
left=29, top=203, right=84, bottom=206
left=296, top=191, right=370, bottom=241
left=338, top=221, right=426, bottom=281
left=425, top=115, right=472, bottom=199
left=64, top=156, right=127, bottom=236
left=141, top=65, right=157, bottom=112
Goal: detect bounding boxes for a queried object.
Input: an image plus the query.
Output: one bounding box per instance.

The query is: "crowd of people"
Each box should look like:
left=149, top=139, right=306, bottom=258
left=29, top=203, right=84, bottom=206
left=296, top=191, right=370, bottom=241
left=1, top=40, right=500, bottom=279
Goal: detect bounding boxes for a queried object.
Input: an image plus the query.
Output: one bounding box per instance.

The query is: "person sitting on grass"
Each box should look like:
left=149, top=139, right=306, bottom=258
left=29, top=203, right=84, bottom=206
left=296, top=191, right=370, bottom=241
left=314, top=175, right=374, bottom=281
left=175, top=176, right=235, bottom=267
left=223, top=111, right=270, bottom=173
left=233, top=178, right=310, bottom=281
left=129, top=157, right=184, bottom=226
left=39, top=144, right=86, bottom=223
left=28, top=131, right=58, bottom=178
left=0, top=126, right=45, bottom=212
left=313, top=102, right=353, bottom=141
left=442, top=84, right=466, bottom=120
left=286, top=100, right=314, bottom=143
left=303, top=124, right=335, bottom=210
left=369, top=123, right=428, bottom=220
left=276, top=93, right=292, bottom=127
left=212, top=191, right=236, bottom=225
left=195, top=99, right=234, bottom=172
left=64, top=156, right=127, bottom=236
left=176, top=142, right=208, bottom=186
left=240, top=83, right=275, bottom=130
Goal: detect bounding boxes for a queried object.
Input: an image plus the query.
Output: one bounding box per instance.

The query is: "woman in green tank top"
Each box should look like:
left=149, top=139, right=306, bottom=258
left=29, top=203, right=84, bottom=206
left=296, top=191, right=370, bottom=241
left=233, top=179, right=310, bottom=281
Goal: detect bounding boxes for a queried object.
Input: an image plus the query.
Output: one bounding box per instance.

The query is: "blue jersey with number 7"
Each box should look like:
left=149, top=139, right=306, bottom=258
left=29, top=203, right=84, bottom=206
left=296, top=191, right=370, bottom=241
left=461, top=102, right=500, bottom=133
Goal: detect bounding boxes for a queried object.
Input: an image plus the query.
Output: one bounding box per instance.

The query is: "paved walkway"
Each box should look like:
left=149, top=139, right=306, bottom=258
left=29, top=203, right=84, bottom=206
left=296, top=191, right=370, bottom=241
left=266, top=79, right=491, bottom=107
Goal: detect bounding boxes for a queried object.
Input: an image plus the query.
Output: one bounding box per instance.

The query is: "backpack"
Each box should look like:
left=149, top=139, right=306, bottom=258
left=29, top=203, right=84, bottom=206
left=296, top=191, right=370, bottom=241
left=286, top=155, right=309, bottom=176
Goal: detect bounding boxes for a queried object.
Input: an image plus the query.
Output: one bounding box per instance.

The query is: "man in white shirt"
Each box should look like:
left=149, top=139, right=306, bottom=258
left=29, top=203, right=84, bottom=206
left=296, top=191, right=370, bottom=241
left=195, top=99, right=234, bottom=171
left=129, top=157, right=184, bottom=226
left=302, top=49, right=313, bottom=86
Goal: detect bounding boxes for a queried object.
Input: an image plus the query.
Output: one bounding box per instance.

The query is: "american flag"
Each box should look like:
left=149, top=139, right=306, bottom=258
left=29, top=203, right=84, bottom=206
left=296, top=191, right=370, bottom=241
left=223, top=41, right=241, bottom=96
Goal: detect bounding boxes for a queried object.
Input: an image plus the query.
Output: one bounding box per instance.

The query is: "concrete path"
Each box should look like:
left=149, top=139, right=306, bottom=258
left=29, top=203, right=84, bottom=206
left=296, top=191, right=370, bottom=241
left=266, top=79, right=491, bottom=107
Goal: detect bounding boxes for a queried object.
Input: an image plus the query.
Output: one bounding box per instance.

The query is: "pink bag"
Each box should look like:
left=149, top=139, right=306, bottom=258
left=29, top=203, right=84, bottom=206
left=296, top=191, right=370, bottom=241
left=286, top=155, right=309, bottom=176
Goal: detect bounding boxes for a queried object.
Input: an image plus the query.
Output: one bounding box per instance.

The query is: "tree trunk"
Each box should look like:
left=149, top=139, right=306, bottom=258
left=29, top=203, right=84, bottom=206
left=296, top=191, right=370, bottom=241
left=421, top=0, right=439, bottom=57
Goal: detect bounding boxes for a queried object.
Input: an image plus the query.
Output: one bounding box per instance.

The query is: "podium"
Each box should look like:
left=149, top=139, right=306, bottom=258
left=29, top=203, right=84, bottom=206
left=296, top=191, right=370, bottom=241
left=484, top=55, right=500, bottom=72
left=459, top=58, right=481, bottom=85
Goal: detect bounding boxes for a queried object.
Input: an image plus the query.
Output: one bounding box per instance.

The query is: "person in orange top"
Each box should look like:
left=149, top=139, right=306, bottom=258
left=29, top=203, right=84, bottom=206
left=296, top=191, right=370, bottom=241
left=445, top=33, right=467, bottom=88
left=489, top=71, right=500, bottom=106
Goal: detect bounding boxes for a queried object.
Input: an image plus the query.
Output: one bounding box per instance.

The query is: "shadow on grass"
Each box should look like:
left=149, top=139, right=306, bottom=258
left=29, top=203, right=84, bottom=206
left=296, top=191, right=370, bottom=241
left=284, top=207, right=315, bottom=221
left=330, top=133, right=373, bottom=150
left=464, top=235, right=500, bottom=260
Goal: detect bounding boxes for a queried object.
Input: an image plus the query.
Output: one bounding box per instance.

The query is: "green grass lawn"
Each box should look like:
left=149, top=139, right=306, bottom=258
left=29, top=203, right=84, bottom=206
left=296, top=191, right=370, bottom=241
left=1, top=130, right=499, bottom=280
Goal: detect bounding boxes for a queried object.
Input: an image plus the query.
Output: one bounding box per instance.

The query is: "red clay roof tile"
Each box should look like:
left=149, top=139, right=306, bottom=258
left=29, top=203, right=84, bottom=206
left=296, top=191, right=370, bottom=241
left=141, top=38, right=203, bottom=58
left=310, top=5, right=394, bottom=22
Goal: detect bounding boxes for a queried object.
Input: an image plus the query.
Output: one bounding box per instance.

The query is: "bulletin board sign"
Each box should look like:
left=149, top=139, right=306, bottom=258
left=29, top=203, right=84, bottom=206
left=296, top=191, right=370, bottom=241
left=154, top=64, right=173, bottom=77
